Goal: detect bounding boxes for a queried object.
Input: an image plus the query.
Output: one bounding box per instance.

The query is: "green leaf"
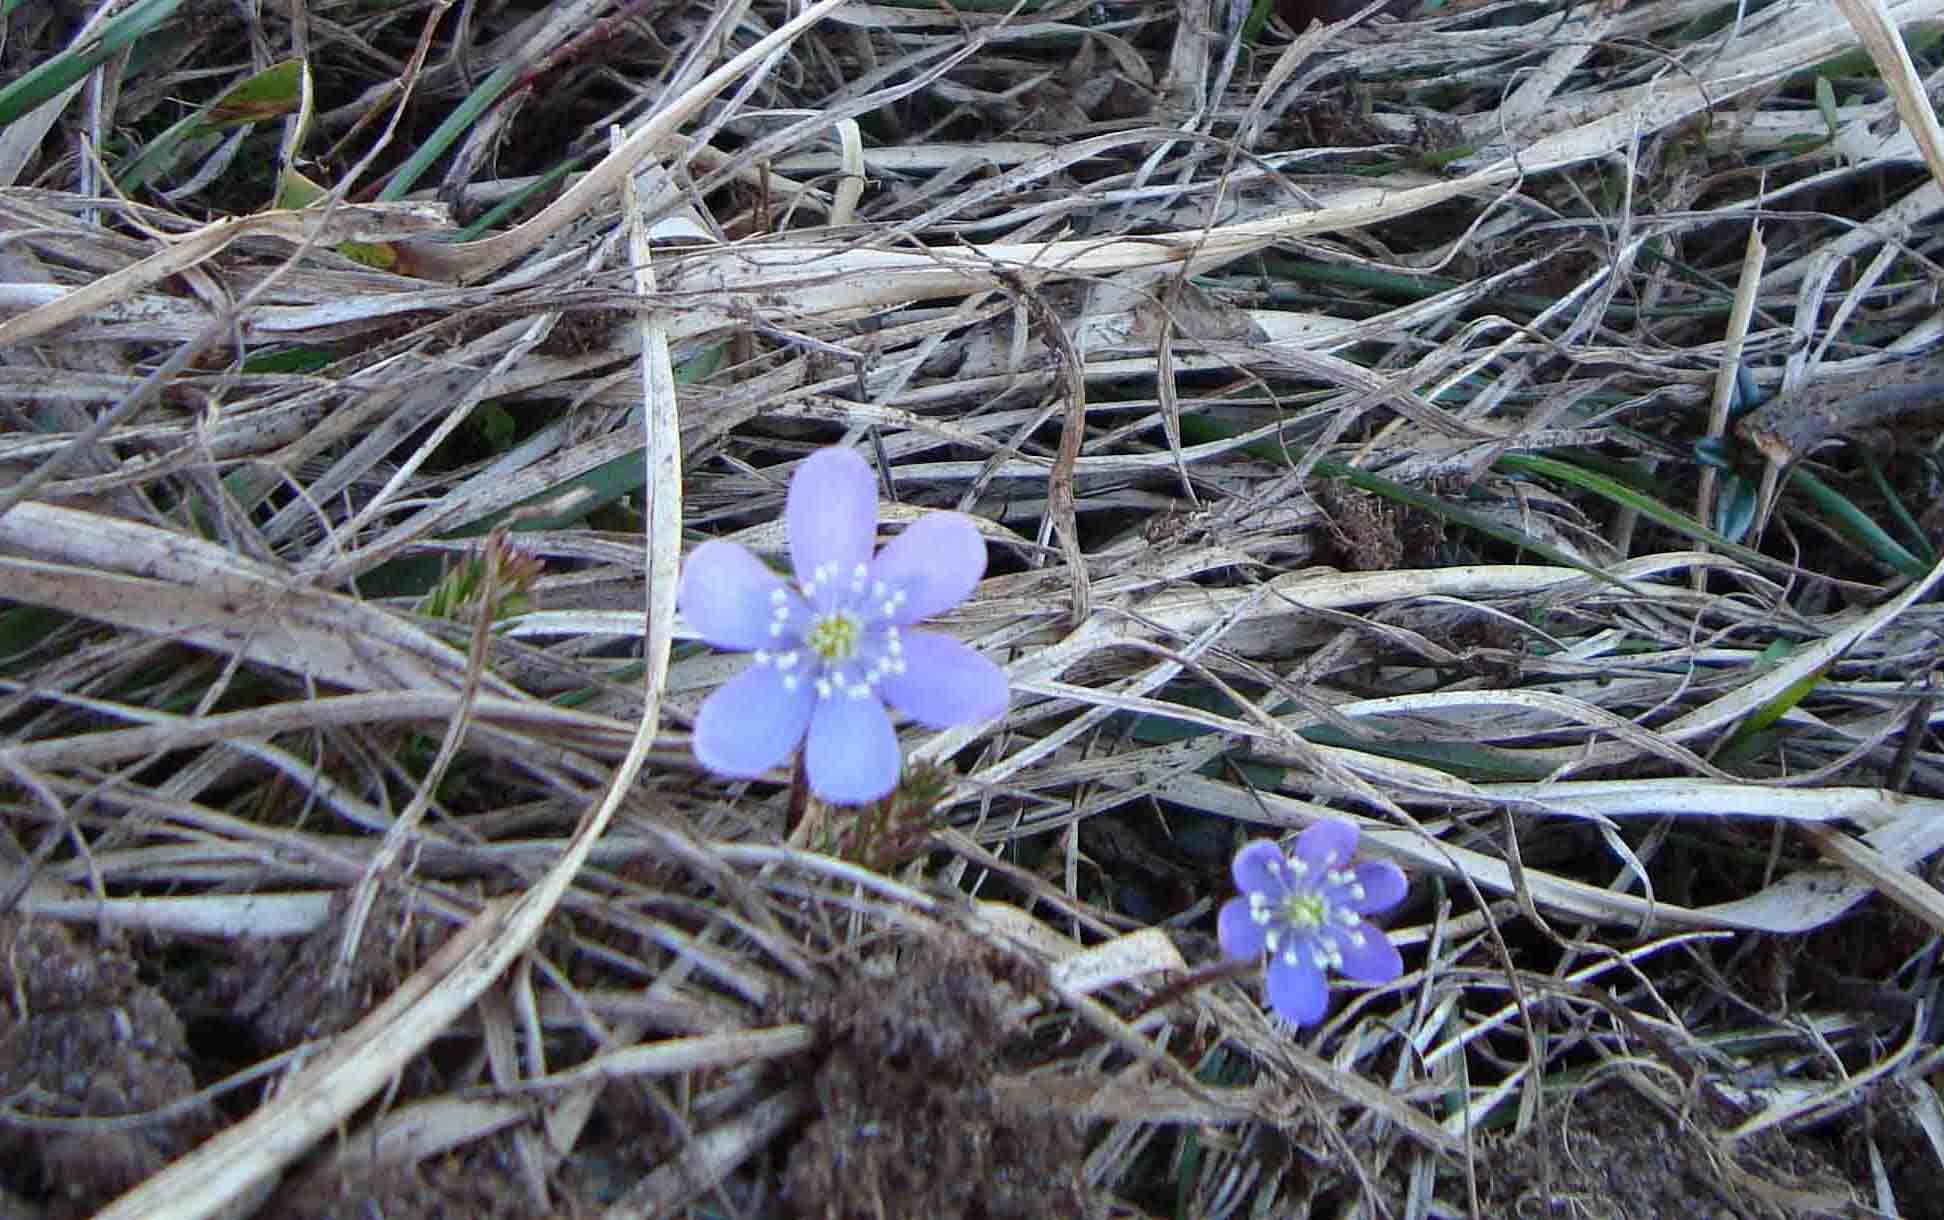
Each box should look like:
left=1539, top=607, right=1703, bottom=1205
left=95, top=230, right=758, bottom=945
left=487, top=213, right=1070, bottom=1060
left=239, top=347, right=335, bottom=374
left=1719, top=644, right=1822, bottom=760
left=1173, top=414, right=1637, bottom=590
left=1814, top=75, right=1839, bottom=139
left=1241, top=0, right=1277, bottom=44
left=205, top=59, right=303, bottom=127
left=448, top=154, right=581, bottom=241
left=275, top=168, right=400, bottom=270
left=1494, top=452, right=1780, bottom=572
left=0, top=605, right=72, bottom=678
left=116, top=60, right=302, bottom=195
left=1860, top=450, right=1937, bottom=564
left=1783, top=465, right=1930, bottom=578
left=476, top=403, right=517, bottom=453
left=273, top=167, right=326, bottom=209
left=1297, top=723, right=1554, bottom=781
left=114, top=109, right=211, bottom=194
left=1712, top=471, right=1758, bottom=543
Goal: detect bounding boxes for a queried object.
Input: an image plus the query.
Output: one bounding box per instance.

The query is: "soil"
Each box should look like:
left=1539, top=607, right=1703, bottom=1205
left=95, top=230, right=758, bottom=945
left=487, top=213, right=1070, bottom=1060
left=277, top=1141, right=562, bottom=1220
left=1475, top=1081, right=1859, bottom=1220
left=0, top=904, right=1930, bottom=1218
left=779, top=934, right=1098, bottom=1220
left=0, top=915, right=215, bottom=1220
left=204, top=885, right=432, bottom=1050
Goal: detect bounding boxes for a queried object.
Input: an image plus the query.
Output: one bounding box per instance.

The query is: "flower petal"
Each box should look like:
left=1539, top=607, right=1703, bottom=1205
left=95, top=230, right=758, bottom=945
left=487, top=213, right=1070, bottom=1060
left=1265, top=951, right=1330, bottom=1026
left=677, top=540, right=791, bottom=650
left=692, top=661, right=814, bottom=779
left=868, top=511, right=988, bottom=624
left=1349, top=859, right=1407, bottom=914
left=1217, top=897, right=1266, bottom=959
left=876, top=630, right=1008, bottom=728
left=787, top=448, right=879, bottom=590
left=1230, top=840, right=1287, bottom=895
left=1331, top=919, right=1402, bottom=984
left=804, top=692, right=900, bottom=805
left=1292, top=818, right=1358, bottom=873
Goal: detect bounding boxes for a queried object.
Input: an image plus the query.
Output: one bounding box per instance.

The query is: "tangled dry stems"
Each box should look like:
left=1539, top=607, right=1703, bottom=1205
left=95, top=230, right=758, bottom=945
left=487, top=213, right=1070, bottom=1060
left=3, top=0, right=1944, bottom=1215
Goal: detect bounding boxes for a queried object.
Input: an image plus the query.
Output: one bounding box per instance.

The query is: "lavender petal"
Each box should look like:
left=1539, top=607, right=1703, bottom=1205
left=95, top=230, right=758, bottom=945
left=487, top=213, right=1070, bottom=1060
left=1350, top=859, right=1408, bottom=914
left=1230, top=840, right=1286, bottom=895
left=877, top=631, right=1008, bottom=728
left=1265, top=950, right=1330, bottom=1026
left=692, top=661, right=814, bottom=778
left=1292, top=818, right=1358, bottom=873
left=1332, top=919, right=1403, bottom=984
left=786, top=448, right=879, bottom=591
left=803, top=692, right=901, bottom=805
left=677, top=540, right=790, bottom=651
left=868, top=511, right=988, bottom=624
left=1217, top=896, right=1266, bottom=959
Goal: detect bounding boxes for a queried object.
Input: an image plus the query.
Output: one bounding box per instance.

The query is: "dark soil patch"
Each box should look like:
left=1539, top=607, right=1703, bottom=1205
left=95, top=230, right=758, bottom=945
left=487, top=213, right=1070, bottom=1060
left=0, top=915, right=216, bottom=1219
left=275, top=1137, right=565, bottom=1220
left=780, top=934, right=1098, bottom=1220
left=208, top=886, right=433, bottom=1051
left=1476, top=1081, right=1857, bottom=1219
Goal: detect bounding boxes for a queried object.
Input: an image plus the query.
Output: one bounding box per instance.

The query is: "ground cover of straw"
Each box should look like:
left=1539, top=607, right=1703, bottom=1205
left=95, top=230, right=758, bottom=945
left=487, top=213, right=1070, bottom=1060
left=3, top=0, right=1944, bottom=1216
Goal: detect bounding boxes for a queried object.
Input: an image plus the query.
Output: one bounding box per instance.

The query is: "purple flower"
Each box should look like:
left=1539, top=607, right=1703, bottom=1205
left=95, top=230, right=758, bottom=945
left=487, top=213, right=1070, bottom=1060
left=677, top=447, right=1009, bottom=805
left=1218, top=821, right=1407, bottom=1026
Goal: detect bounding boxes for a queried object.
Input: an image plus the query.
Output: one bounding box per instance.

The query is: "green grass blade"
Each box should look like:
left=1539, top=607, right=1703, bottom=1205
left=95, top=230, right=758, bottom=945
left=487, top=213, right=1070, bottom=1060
left=1783, top=465, right=1930, bottom=578
left=0, top=0, right=182, bottom=130
left=1174, top=415, right=1636, bottom=587
left=1859, top=452, right=1937, bottom=564
left=448, top=154, right=583, bottom=241
left=377, top=60, right=525, bottom=202
left=1494, top=452, right=1780, bottom=570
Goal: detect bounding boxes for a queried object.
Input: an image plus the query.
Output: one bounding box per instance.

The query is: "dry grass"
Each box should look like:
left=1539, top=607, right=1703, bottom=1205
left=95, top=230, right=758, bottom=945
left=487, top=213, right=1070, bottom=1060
left=4, top=0, right=1944, bottom=1216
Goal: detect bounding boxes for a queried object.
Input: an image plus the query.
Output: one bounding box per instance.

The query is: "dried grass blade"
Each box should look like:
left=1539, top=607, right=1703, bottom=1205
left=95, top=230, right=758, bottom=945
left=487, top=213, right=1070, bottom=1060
left=91, top=894, right=522, bottom=1220
left=420, top=0, right=852, bottom=281
left=0, top=202, right=446, bottom=348
left=1831, top=0, right=1944, bottom=186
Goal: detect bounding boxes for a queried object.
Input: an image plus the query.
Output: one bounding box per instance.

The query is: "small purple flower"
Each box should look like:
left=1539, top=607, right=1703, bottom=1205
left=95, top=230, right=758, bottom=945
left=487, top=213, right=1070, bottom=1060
left=677, top=447, right=1009, bottom=805
left=1219, top=821, right=1407, bottom=1026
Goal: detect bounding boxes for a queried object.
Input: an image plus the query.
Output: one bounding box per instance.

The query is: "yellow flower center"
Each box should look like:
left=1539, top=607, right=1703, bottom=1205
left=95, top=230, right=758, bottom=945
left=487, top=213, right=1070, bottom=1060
left=1281, top=892, right=1329, bottom=929
left=805, top=611, right=861, bottom=660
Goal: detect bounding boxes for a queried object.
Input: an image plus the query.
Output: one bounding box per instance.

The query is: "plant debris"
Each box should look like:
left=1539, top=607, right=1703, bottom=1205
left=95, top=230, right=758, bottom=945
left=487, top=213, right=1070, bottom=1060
left=3, top=0, right=1944, bottom=1215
